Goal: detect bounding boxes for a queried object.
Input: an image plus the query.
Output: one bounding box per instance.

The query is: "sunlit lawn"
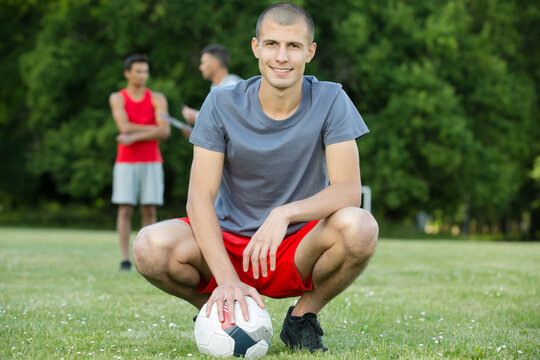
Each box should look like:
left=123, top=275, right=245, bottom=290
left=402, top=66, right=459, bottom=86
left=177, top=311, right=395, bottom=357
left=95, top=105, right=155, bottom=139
left=0, top=227, right=538, bottom=359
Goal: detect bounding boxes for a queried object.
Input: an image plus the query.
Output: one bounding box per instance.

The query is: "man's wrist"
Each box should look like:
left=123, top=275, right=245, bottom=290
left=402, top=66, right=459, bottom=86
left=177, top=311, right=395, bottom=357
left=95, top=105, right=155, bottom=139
left=215, top=272, right=240, bottom=285
left=272, top=205, right=294, bottom=223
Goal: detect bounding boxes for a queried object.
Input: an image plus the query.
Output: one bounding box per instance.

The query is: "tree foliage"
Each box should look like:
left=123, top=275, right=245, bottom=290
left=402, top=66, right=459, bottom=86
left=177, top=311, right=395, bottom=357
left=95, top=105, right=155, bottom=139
left=308, top=0, right=539, bottom=236
left=1, top=0, right=538, bottom=238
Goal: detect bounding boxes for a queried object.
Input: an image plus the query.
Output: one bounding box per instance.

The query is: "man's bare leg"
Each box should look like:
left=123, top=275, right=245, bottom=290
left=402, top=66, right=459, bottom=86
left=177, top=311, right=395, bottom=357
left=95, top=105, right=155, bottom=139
left=132, top=219, right=212, bottom=309
left=117, top=204, right=134, bottom=262
left=141, top=204, right=157, bottom=227
left=293, top=207, right=378, bottom=316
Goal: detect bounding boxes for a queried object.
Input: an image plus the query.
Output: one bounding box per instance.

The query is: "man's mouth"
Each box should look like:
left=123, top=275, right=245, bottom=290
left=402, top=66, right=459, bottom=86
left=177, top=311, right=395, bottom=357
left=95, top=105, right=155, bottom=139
left=271, top=67, right=292, bottom=74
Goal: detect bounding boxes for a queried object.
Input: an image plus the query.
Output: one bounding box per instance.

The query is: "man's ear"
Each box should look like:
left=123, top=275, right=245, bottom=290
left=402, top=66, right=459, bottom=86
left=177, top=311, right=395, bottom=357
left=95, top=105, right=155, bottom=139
left=251, top=37, right=260, bottom=59
left=306, top=42, right=317, bottom=63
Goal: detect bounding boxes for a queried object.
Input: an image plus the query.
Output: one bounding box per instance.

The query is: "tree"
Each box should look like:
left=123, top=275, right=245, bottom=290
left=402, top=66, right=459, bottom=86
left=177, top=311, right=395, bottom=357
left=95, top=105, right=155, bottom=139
left=1, top=0, right=538, bottom=238
left=0, top=0, right=53, bottom=209
left=14, top=0, right=264, bottom=218
left=307, top=0, right=538, bottom=238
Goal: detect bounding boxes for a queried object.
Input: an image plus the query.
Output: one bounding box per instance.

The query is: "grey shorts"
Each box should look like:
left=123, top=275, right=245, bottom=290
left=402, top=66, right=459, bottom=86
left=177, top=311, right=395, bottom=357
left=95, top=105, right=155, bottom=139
left=112, top=162, right=164, bottom=206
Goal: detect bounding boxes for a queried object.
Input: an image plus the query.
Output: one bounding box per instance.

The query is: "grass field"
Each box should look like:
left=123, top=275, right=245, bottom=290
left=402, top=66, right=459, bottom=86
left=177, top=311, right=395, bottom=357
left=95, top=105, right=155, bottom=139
left=0, top=227, right=538, bottom=359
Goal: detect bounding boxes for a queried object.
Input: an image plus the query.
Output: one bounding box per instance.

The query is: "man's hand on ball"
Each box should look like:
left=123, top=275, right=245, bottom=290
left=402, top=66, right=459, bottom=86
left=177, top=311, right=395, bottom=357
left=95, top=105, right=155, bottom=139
left=205, top=280, right=264, bottom=324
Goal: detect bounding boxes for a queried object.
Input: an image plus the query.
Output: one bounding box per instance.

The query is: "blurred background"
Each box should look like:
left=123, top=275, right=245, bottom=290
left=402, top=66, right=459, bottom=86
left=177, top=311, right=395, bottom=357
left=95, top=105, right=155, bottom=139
left=0, top=0, right=538, bottom=240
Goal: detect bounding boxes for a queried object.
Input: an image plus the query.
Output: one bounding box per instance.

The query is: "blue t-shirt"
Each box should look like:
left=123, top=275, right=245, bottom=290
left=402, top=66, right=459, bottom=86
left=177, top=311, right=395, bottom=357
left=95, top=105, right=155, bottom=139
left=190, top=75, right=369, bottom=237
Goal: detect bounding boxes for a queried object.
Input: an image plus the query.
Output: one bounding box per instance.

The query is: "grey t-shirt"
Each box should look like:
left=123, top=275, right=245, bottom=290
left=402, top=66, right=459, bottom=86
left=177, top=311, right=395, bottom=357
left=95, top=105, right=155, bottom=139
left=190, top=75, right=369, bottom=237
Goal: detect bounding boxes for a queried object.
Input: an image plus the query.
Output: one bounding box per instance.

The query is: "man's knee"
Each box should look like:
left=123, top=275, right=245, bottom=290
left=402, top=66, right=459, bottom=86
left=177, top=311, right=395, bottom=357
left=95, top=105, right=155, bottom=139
left=331, top=207, right=378, bottom=261
left=133, top=220, right=198, bottom=277
left=133, top=226, right=156, bottom=276
left=132, top=223, right=173, bottom=277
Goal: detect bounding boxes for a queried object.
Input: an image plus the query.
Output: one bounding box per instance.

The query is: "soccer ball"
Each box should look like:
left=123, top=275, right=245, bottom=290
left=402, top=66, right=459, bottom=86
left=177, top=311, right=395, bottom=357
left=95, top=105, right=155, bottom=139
left=194, top=296, right=273, bottom=358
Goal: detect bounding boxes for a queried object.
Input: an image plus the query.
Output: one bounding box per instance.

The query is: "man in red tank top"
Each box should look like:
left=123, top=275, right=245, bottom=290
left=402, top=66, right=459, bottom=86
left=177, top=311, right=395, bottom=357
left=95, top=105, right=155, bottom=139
left=109, top=54, right=170, bottom=271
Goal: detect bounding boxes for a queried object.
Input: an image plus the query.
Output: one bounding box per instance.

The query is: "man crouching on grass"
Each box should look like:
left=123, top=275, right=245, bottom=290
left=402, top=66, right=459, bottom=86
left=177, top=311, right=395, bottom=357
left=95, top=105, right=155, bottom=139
left=132, top=1, right=378, bottom=353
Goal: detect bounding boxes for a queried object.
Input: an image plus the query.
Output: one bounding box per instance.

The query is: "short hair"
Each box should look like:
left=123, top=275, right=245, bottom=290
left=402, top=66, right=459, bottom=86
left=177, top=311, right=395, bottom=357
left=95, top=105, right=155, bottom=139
left=256, top=2, right=314, bottom=43
left=123, top=54, right=148, bottom=71
left=201, top=45, right=231, bottom=69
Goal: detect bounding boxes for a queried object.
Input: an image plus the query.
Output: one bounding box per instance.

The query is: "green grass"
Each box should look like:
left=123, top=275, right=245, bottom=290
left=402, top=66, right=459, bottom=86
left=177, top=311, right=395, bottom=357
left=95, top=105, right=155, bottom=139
left=0, top=227, right=538, bottom=359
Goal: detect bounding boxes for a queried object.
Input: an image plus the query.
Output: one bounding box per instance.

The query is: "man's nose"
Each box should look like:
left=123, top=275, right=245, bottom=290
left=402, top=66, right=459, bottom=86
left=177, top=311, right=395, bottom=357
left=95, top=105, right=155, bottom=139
left=275, top=44, right=288, bottom=63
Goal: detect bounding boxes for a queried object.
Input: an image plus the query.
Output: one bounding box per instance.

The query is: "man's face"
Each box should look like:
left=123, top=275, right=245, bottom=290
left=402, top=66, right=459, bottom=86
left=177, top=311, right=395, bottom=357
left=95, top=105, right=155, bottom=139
left=252, top=17, right=316, bottom=91
left=199, top=53, right=220, bottom=80
left=124, top=62, right=149, bottom=87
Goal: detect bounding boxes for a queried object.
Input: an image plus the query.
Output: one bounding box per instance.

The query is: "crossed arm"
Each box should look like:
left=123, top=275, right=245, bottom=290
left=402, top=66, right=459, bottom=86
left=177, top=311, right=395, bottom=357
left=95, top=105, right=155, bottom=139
left=109, top=92, right=170, bottom=144
left=186, top=140, right=362, bottom=323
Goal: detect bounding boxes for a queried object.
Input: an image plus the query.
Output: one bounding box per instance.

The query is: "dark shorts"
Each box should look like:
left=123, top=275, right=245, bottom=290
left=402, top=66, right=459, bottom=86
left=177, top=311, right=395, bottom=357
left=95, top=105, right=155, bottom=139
left=179, top=217, right=319, bottom=299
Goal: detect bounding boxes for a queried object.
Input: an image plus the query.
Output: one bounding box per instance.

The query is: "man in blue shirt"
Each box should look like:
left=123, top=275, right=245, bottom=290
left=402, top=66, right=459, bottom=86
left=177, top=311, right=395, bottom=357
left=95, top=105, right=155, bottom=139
left=133, top=2, right=378, bottom=353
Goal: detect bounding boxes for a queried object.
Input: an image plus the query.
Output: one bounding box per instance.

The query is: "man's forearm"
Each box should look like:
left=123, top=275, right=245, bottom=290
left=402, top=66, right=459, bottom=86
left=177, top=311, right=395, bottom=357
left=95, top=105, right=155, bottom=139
left=278, top=182, right=361, bottom=224
left=187, top=191, right=239, bottom=284
left=123, top=125, right=168, bottom=142
left=120, top=123, right=157, bottom=134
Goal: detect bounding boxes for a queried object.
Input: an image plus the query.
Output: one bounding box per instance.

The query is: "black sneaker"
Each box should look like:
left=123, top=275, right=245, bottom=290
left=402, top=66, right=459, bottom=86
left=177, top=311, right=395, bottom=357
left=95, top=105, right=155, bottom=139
left=120, top=260, right=132, bottom=271
left=280, top=306, right=328, bottom=353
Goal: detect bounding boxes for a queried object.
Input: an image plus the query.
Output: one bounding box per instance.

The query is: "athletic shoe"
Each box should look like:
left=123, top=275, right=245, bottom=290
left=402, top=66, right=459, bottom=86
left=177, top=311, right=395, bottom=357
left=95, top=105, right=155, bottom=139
left=120, top=260, right=132, bottom=271
left=280, top=306, right=328, bottom=353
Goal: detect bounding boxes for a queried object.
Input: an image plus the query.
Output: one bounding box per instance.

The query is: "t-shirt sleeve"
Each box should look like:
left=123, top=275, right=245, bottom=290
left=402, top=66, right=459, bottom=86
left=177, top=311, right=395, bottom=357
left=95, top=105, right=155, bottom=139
left=189, top=91, right=227, bottom=152
left=323, top=89, right=369, bottom=146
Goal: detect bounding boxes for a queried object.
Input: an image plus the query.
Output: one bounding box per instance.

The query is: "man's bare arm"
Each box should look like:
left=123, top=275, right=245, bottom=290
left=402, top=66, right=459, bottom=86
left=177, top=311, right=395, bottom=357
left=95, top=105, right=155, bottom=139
left=114, top=92, right=171, bottom=144
left=243, top=140, right=362, bottom=278
left=110, top=92, right=170, bottom=144
left=187, top=145, right=264, bottom=323
left=187, top=146, right=235, bottom=283
left=279, top=140, right=361, bottom=221
left=149, top=92, right=170, bottom=141
left=109, top=92, right=156, bottom=134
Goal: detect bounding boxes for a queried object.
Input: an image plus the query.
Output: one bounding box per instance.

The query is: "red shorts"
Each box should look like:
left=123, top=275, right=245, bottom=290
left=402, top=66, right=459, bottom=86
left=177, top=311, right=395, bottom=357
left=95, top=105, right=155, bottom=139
left=179, top=218, right=319, bottom=299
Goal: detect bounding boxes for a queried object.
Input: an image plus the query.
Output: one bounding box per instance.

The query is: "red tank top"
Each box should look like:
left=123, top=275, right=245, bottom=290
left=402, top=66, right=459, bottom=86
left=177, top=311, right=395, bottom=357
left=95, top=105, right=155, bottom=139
left=115, top=89, right=163, bottom=163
